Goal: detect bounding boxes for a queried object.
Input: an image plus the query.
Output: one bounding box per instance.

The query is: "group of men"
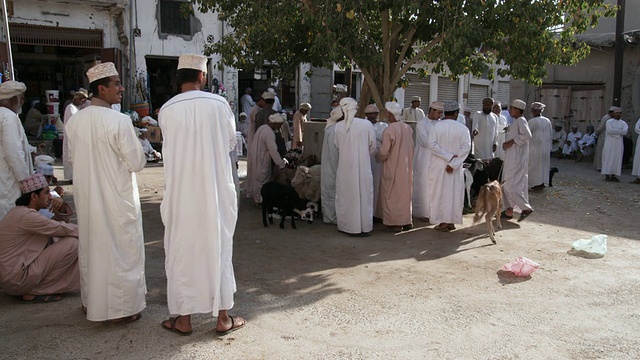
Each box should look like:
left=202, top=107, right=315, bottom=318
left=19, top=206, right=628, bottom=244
left=318, top=96, right=535, bottom=236
left=0, top=55, right=245, bottom=336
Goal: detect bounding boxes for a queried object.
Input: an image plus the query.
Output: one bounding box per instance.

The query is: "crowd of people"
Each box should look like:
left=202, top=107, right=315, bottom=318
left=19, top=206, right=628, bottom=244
left=0, top=55, right=244, bottom=336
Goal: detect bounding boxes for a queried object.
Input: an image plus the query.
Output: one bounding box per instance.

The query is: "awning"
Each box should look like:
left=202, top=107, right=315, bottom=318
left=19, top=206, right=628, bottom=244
left=9, top=23, right=103, bottom=49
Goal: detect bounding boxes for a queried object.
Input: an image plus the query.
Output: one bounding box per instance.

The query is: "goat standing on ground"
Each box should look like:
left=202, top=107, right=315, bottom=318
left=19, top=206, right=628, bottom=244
left=473, top=180, right=503, bottom=244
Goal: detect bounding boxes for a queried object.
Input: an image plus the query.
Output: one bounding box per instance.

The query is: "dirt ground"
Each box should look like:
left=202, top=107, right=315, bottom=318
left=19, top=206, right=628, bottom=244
left=1, top=156, right=639, bottom=360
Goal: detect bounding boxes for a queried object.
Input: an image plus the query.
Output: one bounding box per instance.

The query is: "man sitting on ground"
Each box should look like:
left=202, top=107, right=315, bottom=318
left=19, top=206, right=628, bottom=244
left=551, top=123, right=567, bottom=158
left=0, top=173, right=80, bottom=303
left=136, top=127, right=162, bottom=162
left=576, top=125, right=597, bottom=162
left=562, top=125, right=582, bottom=159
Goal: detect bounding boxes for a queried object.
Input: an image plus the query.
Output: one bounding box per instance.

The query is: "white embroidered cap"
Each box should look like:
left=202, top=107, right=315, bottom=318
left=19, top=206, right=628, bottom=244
left=86, top=62, right=119, bottom=83
left=177, top=54, right=208, bottom=73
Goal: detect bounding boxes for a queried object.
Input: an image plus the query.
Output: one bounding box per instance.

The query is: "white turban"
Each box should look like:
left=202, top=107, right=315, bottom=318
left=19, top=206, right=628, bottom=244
left=385, top=101, right=403, bottom=119
left=510, top=99, right=526, bottom=111
left=268, top=113, right=285, bottom=124
left=0, top=81, right=27, bottom=100
left=334, top=84, right=348, bottom=93
left=326, top=107, right=343, bottom=128
left=339, top=97, right=358, bottom=130
left=531, top=102, right=545, bottom=110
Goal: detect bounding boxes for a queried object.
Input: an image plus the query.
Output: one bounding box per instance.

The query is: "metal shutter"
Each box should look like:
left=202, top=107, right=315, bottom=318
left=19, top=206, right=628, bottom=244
left=496, top=81, right=510, bottom=106
left=468, top=84, right=490, bottom=113
left=437, top=76, right=458, bottom=101
left=403, top=74, right=430, bottom=111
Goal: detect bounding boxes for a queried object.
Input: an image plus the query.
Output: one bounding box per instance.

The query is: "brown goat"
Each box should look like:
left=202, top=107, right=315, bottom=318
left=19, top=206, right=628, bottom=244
left=473, top=180, right=503, bottom=244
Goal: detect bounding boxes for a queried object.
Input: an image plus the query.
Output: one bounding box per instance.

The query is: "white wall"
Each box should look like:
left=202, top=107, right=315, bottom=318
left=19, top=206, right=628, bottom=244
left=585, top=0, right=640, bottom=35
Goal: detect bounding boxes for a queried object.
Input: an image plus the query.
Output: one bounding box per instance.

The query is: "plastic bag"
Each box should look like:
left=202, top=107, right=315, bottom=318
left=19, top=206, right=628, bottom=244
left=501, top=257, right=540, bottom=277
left=571, top=234, right=607, bottom=256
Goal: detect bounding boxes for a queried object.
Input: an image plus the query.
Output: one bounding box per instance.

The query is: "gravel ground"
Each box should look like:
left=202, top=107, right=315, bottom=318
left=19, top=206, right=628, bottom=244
left=1, top=156, right=639, bottom=360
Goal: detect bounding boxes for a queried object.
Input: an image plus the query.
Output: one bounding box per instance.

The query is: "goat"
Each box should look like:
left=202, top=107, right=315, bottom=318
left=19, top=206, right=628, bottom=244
left=260, top=182, right=309, bottom=229
left=549, top=167, right=559, bottom=187
left=473, top=180, right=503, bottom=244
left=291, top=165, right=321, bottom=203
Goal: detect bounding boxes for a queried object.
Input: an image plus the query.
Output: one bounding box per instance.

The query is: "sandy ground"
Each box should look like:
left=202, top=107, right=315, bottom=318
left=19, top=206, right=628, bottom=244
left=1, top=156, right=639, bottom=360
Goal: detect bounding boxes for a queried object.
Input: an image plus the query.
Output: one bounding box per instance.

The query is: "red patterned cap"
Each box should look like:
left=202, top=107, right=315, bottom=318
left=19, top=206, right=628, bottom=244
left=19, top=173, right=48, bottom=194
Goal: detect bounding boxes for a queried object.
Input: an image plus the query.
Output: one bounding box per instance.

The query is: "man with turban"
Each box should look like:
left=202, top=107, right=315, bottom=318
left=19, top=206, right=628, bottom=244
left=364, top=104, right=388, bottom=221
left=0, top=80, right=32, bottom=221
left=428, top=101, right=471, bottom=231
left=412, top=101, right=443, bottom=223
left=376, top=102, right=414, bottom=231
left=502, top=99, right=534, bottom=221
left=0, top=173, right=80, bottom=304
left=334, top=97, right=376, bottom=236
left=527, top=102, right=553, bottom=190
left=247, top=113, right=287, bottom=206
left=240, top=87, right=255, bottom=116
left=159, top=54, right=244, bottom=336
left=66, top=62, right=147, bottom=323
left=293, top=102, right=312, bottom=149
left=321, top=107, right=344, bottom=224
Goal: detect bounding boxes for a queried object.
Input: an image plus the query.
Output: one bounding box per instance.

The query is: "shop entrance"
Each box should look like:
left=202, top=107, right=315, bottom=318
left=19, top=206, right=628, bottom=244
left=145, top=56, right=179, bottom=114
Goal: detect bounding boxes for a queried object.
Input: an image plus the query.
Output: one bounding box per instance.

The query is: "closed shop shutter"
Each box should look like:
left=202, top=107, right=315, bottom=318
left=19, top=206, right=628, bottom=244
left=10, top=23, right=104, bottom=49
left=437, top=76, right=458, bottom=101
left=468, top=84, right=490, bottom=112
left=404, top=74, right=430, bottom=111
left=496, top=81, right=510, bottom=106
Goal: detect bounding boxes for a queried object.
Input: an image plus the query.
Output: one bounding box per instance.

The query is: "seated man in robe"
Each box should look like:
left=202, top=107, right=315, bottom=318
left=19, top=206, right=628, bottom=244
left=0, top=173, right=80, bottom=303
left=136, top=127, right=162, bottom=162
left=34, top=163, right=73, bottom=222
left=576, top=125, right=597, bottom=162
left=562, top=125, right=582, bottom=159
left=551, top=123, right=567, bottom=158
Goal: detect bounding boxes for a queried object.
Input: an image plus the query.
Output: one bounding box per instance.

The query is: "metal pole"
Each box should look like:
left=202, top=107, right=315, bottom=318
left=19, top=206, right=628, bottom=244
left=613, top=0, right=625, bottom=106
left=1, top=0, right=14, bottom=80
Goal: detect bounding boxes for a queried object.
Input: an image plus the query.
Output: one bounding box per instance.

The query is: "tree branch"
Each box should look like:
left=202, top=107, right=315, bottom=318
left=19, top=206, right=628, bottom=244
left=392, top=33, right=445, bottom=86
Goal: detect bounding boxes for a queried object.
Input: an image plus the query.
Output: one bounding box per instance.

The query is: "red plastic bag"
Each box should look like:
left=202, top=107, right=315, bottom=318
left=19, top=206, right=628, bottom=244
left=501, top=257, right=540, bottom=277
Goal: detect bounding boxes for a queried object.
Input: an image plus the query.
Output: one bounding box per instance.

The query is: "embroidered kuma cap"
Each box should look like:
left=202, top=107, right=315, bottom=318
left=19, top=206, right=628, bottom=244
left=86, top=62, right=119, bottom=83
left=19, top=173, right=48, bottom=194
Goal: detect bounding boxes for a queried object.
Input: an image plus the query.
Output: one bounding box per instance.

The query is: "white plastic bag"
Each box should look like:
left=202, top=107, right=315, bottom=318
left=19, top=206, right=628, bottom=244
left=572, top=234, right=607, bottom=256
left=501, top=256, right=540, bottom=277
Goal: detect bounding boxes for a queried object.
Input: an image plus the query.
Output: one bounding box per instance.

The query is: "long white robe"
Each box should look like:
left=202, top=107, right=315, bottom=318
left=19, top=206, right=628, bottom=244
left=159, top=91, right=238, bottom=315
left=578, top=133, right=597, bottom=156
left=563, top=131, right=582, bottom=155
left=371, top=122, right=388, bottom=219
left=334, top=117, right=376, bottom=234
left=247, top=124, right=286, bottom=204
left=62, top=103, right=80, bottom=180
left=472, top=111, right=499, bottom=159
left=412, top=117, right=438, bottom=219
left=427, top=119, right=471, bottom=225
left=594, top=114, right=611, bottom=170
left=321, top=124, right=339, bottom=224
left=528, top=116, right=553, bottom=186
left=240, top=93, right=255, bottom=115
left=66, top=106, right=147, bottom=321
left=632, top=119, right=640, bottom=177
left=502, top=116, right=533, bottom=212
left=402, top=107, right=425, bottom=122
left=0, top=107, right=33, bottom=221
left=551, top=129, right=567, bottom=153
left=494, top=114, right=508, bottom=160
left=601, top=118, right=628, bottom=176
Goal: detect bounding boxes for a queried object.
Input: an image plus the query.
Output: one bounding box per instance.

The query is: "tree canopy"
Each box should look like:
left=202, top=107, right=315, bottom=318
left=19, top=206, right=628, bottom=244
left=193, top=0, right=616, bottom=112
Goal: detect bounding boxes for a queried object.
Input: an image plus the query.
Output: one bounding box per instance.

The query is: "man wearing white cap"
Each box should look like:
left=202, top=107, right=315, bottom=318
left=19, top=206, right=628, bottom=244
left=321, top=107, right=344, bottom=224
left=253, top=91, right=277, bottom=137
left=601, top=107, right=628, bottom=182
left=562, top=125, right=582, bottom=159
left=528, top=102, right=553, bottom=190
left=334, top=97, right=376, bottom=236
left=577, top=125, right=597, bottom=162
left=402, top=96, right=425, bottom=123
left=472, top=98, right=499, bottom=159
left=427, top=101, right=471, bottom=231
left=0, top=80, right=33, bottom=221
left=502, top=99, right=533, bottom=221
left=66, top=61, right=147, bottom=323
left=412, top=101, right=443, bottom=223
left=61, top=88, right=89, bottom=181
left=491, top=102, right=508, bottom=159
left=247, top=113, right=287, bottom=206
left=0, top=173, right=80, bottom=304
left=237, top=112, right=250, bottom=139
left=268, top=87, right=282, bottom=112
left=292, top=102, right=312, bottom=149
left=240, top=87, right=255, bottom=116
left=551, top=122, right=567, bottom=157
left=594, top=106, right=616, bottom=170
left=376, top=102, right=414, bottom=231
left=159, top=54, right=245, bottom=335
left=364, top=104, right=387, bottom=221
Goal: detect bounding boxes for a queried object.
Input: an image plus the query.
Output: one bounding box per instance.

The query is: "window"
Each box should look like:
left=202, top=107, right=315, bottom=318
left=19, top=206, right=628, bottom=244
left=159, top=0, right=192, bottom=36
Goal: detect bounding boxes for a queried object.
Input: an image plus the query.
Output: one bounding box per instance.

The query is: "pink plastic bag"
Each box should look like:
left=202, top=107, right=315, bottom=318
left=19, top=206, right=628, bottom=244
left=501, top=257, right=540, bottom=277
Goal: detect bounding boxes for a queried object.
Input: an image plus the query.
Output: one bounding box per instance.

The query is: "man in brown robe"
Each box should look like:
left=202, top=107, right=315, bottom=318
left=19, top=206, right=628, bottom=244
left=246, top=114, right=287, bottom=205
left=376, top=102, right=414, bottom=231
left=0, top=173, right=80, bottom=303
